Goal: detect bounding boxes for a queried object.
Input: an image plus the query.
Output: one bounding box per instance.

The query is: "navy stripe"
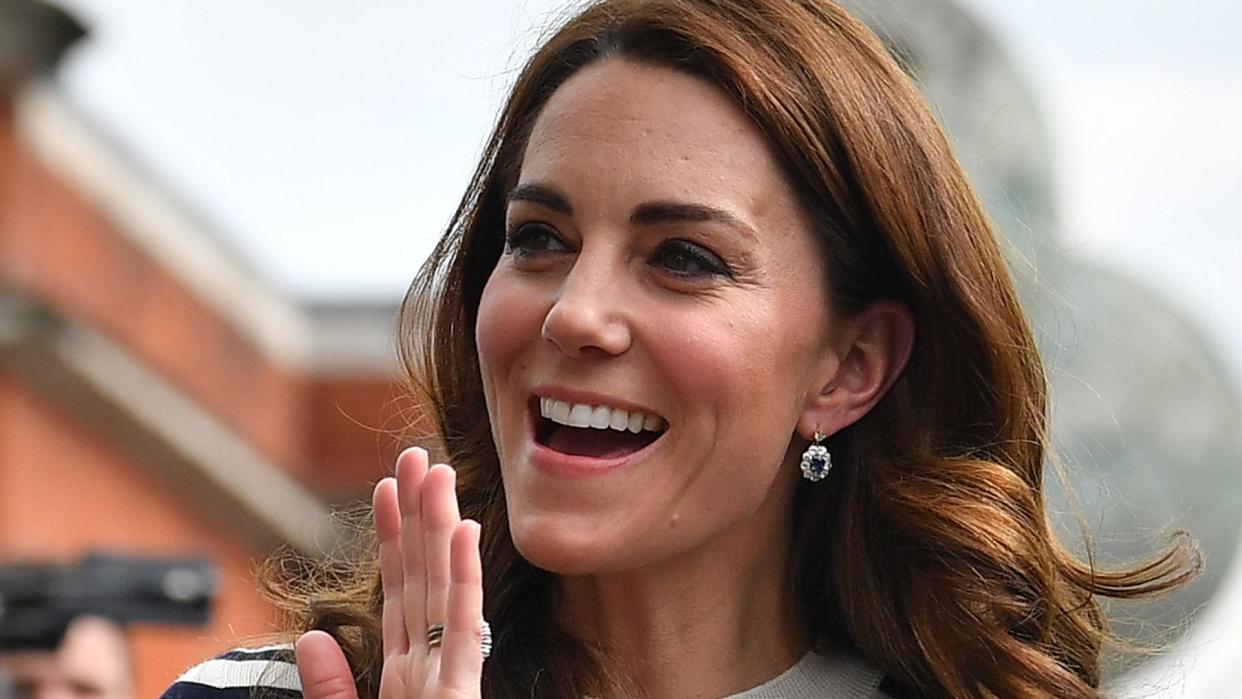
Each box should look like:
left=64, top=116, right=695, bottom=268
left=218, top=648, right=295, bottom=663
left=160, top=680, right=302, bottom=699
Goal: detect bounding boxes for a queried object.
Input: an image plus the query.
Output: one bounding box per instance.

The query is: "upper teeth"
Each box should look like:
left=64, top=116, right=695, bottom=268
left=539, top=398, right=665, bottom=433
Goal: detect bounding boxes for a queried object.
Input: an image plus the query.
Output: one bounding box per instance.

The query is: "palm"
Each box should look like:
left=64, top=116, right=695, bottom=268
left=376, top=653, right=471, bottom=699
left=296, top=448, right=485, bottom=699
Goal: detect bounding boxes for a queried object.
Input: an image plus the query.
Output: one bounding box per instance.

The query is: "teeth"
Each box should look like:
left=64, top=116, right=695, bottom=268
left=568, top=404, right=592, bottom=428
left=627, top=411, right=643, bottom=434
left=609, top=409, right=629, bottom=431
left=539, top=398, right=665, bottom=433
left=590, top=405, right=610, bottom=429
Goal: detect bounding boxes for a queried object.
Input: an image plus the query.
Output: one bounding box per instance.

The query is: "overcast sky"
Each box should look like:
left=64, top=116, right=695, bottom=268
left=47, top=0, right=1242, bottom=384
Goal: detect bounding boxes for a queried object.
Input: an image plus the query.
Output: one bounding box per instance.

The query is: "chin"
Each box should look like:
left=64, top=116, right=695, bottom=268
left=508, top=511, right=626, bottom=575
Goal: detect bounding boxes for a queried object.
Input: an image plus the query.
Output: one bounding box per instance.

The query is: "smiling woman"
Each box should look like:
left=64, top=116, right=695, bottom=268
left=478, top=58, right=887, bottom=586
left=160, top=1, right=1200, bottom=698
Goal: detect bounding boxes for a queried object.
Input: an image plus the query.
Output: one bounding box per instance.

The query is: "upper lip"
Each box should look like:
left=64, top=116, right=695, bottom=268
left=531, top=385, right=667, bottom=422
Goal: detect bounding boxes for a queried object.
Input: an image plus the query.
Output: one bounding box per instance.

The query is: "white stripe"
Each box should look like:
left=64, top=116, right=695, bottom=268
left=175, top=658, right=302, bottom=691
left=228, top=643, right=295, bottom=655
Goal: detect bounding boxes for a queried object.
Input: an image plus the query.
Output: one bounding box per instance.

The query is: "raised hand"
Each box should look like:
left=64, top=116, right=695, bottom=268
left=296, top=447, right=486, bottom=699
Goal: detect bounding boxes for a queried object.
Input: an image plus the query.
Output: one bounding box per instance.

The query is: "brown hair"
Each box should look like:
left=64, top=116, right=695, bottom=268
left=265, top=1, right=1200, bottom=696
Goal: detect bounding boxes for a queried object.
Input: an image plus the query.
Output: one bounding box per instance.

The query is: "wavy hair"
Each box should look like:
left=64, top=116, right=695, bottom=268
left=264, top=1, right=1200, bottom=696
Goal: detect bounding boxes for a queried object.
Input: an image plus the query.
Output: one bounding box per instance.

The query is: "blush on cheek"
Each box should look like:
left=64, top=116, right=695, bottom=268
left=654, top=306, right=808, bottom=470
left=650, top=310, right=789, bottom=409
left=474, top=282, right=506, bottom=361
left=649, top=319, right=727, bottom=379
left=475, top=274, right=545, bottom=375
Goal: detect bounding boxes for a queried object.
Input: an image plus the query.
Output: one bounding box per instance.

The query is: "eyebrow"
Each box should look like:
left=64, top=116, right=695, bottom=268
left=508, top=184, right=572, bottom=215
left=630, top=201, right=757, bottom=242
left=508, top=184, right=758, bottom=242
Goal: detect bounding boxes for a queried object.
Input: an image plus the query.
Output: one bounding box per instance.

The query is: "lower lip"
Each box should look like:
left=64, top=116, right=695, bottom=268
left=529, top=438, right=662, bottom=479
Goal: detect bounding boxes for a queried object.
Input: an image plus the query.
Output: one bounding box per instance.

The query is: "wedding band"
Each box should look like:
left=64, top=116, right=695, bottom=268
left=426, top=623, right=445, bottom=647
left=426, top=621, right=493, bottom=659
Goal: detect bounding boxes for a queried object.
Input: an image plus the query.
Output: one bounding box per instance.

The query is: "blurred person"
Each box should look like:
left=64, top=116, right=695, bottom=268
left=0, top=616, right=132, bottom=699
left=162, top=0, right=1200, bottom=697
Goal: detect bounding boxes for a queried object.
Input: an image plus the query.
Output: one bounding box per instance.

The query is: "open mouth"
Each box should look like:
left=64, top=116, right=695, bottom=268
left=533, top=396, right=667, bottom=459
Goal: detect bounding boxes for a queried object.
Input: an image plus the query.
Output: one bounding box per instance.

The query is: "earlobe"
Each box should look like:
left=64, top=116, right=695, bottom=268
left=797, top=300, right=915, bottom=440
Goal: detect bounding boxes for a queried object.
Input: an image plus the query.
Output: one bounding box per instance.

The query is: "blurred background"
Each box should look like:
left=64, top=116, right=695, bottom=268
left=0, top=0, right=1238, bottom=697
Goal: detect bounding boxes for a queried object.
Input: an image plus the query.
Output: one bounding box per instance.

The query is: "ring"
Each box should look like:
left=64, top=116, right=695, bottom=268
left=426, top=621, right=493, bottom=659
left=426, top=623, right=445, bottom=647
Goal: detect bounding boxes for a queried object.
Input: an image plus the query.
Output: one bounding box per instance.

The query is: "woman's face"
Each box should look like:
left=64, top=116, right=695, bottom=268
left=476, top=59, right=841, bottom=575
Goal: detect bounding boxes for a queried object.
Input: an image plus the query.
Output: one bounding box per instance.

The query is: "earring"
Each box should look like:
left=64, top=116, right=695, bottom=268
left=800, top=429, right=831, bottom=482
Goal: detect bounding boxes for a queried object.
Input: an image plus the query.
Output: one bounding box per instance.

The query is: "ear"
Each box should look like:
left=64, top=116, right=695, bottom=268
left=797, top=300, right=915, bottom=441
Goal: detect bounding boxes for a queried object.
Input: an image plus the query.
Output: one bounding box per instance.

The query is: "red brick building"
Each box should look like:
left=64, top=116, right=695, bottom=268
left=1, top=5, right=409, bottom=695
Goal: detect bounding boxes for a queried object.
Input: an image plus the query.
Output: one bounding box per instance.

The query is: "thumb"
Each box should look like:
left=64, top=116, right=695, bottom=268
left=295, top=630, right=361, bottom=699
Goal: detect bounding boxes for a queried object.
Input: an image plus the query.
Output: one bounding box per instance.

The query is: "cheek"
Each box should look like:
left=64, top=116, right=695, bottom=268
left=477, top=273, right=539, bottom=375
left=653, top=304, right=801, bottom=413
left=475, top=273, right=544, bottom=429
left=651, top=300, right=820, bottom=482
left=648, top=305, right=808, bottom=529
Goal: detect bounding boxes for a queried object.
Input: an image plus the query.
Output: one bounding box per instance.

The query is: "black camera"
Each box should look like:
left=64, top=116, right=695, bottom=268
left=0, top=552, right=216, bottom=652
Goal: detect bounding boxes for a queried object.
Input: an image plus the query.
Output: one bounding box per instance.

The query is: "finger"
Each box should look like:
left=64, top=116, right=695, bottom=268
left=295, top=631, right=360, bottom=699
left=372, top=477, right=407, bottom=655
left=439, top=520, right=485, bottom=691
left=396, top=446, right=430, bottom=648
left=421, top=463, right=461, bottom=628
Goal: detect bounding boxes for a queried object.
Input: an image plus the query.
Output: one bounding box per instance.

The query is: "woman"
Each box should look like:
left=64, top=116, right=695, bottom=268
left=164, top=0, right=1198, bottom=697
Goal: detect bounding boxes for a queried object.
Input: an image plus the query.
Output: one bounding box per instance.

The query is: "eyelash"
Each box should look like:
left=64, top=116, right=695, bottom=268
left=504, top=222, right=568, bottom=257
left=650, top=239, right=732, bottom=279
left=504, top=222, right=733, bottom=280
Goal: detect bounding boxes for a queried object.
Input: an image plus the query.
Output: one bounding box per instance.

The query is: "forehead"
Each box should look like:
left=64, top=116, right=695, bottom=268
left=528, top=59, right=751, bottom=153
left=519, top=58, right=794, bottom=213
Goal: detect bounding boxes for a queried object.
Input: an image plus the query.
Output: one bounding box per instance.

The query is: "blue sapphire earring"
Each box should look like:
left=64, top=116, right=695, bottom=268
left=800, top=429, right=831, bottom=482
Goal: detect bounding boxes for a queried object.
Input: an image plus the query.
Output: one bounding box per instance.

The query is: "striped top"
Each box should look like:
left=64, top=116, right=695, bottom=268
left=161, top=646, right=906, bottom=698
left=161, top=646, right=300, bottom=699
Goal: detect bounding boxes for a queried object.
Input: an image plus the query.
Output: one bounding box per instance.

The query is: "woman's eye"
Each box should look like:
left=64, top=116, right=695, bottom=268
left=651, top=240, right=731, bottom=279
left=504, top=222, right=571, bottom=257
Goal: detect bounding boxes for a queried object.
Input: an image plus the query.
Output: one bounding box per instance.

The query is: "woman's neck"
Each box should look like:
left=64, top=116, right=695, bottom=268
left=556, top=498, right=808, bottom=698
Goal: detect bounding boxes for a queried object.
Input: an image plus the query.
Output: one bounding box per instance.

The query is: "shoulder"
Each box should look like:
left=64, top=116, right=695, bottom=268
left=160, top=645, right=302, bottom=699
left=730, top=650, right=903, bottom=699
left=798, top=650, right=927, bottom=699
left=775, top=651, right=923, bottom=699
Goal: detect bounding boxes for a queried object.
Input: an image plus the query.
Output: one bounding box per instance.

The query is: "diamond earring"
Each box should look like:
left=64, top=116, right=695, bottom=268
left=800, top=429, right=831, bottom=482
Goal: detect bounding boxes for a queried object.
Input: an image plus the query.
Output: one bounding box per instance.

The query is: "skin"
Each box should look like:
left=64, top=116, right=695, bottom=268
left=477, top=58, right=841, bottom=695
left=297, top=58, right=913, bottom=698
left=297, top=449, right=485, bottom=699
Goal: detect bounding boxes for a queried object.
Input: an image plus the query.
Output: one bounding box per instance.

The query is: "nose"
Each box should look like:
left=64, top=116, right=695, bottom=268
left=540, top=259, right=632, bottom=359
